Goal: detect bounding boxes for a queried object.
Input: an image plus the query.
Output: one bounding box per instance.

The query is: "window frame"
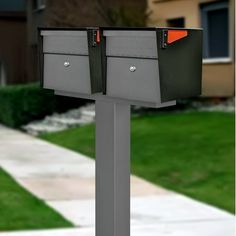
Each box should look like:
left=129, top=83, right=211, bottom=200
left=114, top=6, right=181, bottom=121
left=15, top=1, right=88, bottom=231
left=0, top=62, right=7, bottom=87
left=201, top=1, right=230, bottom=60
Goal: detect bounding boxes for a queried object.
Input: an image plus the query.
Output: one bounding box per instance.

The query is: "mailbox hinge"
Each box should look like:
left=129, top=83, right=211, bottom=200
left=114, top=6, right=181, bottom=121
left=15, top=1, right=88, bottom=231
left=161, top=30, right=168, bottom=49
left=87, top=28, right=107, bottom=94
left=161, top=29, right=188, bottom=49
left=90, top=28, right=101, bottom=47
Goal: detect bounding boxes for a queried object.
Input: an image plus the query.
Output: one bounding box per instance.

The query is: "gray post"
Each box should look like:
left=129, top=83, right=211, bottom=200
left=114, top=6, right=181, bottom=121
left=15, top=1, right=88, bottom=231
left=96, top=100, right=130, bottom=236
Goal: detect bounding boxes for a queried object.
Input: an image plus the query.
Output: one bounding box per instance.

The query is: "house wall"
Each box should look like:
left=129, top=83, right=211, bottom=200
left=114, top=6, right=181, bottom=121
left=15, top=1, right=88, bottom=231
left=43, top=0, right=147, bottom=28
left=26, top=0, right=45, bottom=82
left=147, top=0, right=235, bottom=97
left=0, top=13, right=28, bottom=84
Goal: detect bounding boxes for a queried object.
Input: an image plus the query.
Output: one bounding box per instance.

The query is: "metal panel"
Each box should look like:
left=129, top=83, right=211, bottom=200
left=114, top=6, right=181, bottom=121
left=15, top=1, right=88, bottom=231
left=87, top=28, right=106, bottom=94
left=55, top=90, right=176, bottom=108
left=96, top=101, right=130, bottom=236
left=43, top=54, right=91, bottom=94
left=156, top=28, right=202, bottom=102
left=106, top=57, right=160, bottom=103
left=103, top=30, right=156, bottom=37
left=104, top=30, right=158, bottom=58
left=41, top=30, right=87, bottom=36
left=42, top=30, right=89, bottom=55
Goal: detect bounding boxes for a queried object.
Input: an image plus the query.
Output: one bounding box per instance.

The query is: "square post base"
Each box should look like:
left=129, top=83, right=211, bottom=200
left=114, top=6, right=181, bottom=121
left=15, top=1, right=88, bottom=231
left=96, top=101, right=130, bottom=236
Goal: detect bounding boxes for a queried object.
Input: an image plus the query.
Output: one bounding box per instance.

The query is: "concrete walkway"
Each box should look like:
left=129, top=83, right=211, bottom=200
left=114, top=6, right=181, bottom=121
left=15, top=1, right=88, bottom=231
left=0, top=125, right=234, bottom=236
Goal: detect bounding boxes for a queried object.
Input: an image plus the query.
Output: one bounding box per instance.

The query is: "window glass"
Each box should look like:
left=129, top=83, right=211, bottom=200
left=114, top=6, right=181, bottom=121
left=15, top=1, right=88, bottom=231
left=208, top=8, right=229, bottom=57
left=33, top=0, right=46, bottom=10
left=0, top=62, right=7, bottom=87
left=201, top=1, right=229, bottom=58
left=167, top=18, right=185, bottom=28
left=0, top=0, right=26, bottom=11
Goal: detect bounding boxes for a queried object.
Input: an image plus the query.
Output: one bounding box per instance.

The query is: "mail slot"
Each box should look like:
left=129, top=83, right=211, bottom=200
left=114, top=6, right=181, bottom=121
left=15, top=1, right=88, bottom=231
left=39, top=27, right=202, bottom=105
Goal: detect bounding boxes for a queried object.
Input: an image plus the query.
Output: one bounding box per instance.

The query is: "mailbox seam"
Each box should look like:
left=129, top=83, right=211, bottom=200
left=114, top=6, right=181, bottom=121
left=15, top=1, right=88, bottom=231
left=106, top=55, right=158, bottom=60
left=43, top=52, right=89, bottom=57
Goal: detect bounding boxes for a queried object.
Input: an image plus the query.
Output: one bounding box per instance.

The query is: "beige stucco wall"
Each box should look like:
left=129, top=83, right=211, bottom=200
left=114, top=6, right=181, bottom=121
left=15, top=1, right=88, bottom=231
left=202, top=63, right=234, bottom=96
left=147, top=0, right=235, bottom=97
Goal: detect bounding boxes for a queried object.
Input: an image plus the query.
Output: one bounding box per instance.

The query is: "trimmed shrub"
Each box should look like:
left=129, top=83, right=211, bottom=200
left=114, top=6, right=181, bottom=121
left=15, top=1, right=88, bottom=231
left=0, top=83, right=88, bottom=128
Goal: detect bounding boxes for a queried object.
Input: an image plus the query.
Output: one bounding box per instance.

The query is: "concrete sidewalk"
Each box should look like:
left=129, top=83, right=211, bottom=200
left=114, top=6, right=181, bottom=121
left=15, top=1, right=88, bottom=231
left=0, top=125, right=234, bottom=236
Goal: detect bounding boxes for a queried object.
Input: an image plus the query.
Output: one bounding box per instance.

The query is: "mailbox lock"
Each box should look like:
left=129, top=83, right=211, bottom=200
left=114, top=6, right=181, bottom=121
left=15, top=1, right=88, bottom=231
left=64, top=61, right=70, bottom=67
left=129, top=66, right=136, bottom=72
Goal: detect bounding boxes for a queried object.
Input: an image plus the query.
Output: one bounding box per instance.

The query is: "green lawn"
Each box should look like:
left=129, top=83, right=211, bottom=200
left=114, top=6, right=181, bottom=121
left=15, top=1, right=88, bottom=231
left=40, top=111, right=235, bottom=213
left=0, top=168, right=72, bottom=231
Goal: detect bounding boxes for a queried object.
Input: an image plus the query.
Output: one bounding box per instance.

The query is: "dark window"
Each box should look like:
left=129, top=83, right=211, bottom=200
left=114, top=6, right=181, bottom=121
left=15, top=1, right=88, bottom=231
left=33, top=0, right=46, bottom=10
left=167, top=17, right=185, bottom=28
left=201, top=1, right=229, bottom=58
left=0, top=62, right=7, bottom=86
left=0, top=0, right=26, bottom=11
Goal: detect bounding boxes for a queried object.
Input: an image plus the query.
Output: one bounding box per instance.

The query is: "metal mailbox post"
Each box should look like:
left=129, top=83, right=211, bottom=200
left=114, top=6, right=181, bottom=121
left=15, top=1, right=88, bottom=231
left=39, top=27, right=202, bottom=236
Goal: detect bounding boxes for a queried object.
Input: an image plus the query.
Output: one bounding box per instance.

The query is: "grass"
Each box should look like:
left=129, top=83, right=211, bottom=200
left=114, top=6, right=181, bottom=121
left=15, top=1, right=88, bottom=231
left=0, top=168, right=72, bottom=231
left=40, top=111, right=235, bottom=213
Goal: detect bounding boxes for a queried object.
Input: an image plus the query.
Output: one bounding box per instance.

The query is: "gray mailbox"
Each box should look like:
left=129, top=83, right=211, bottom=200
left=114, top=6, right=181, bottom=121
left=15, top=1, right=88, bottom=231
left=40, top=27, right=202, bottom=106
left=39, top=27, right=203, bottom=236
left=40, top=29, right=105, bottom=95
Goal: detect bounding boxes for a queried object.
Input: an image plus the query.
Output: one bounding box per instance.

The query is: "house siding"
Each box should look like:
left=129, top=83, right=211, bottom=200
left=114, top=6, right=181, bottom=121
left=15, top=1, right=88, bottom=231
left=0, top=13, right=28, bottom=85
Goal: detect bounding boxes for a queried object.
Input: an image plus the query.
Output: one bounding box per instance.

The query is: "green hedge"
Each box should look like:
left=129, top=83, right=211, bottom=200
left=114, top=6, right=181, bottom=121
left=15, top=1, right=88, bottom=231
left=0, top=83, right=87, bottom=128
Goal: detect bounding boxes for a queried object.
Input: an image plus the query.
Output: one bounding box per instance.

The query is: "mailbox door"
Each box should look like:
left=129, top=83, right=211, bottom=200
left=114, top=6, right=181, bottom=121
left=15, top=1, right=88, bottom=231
left=104, top=30, right=161, bottom=103
left=107, top=57, right=159, bottom=103
left=44, top=54, right=91, bottom=94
